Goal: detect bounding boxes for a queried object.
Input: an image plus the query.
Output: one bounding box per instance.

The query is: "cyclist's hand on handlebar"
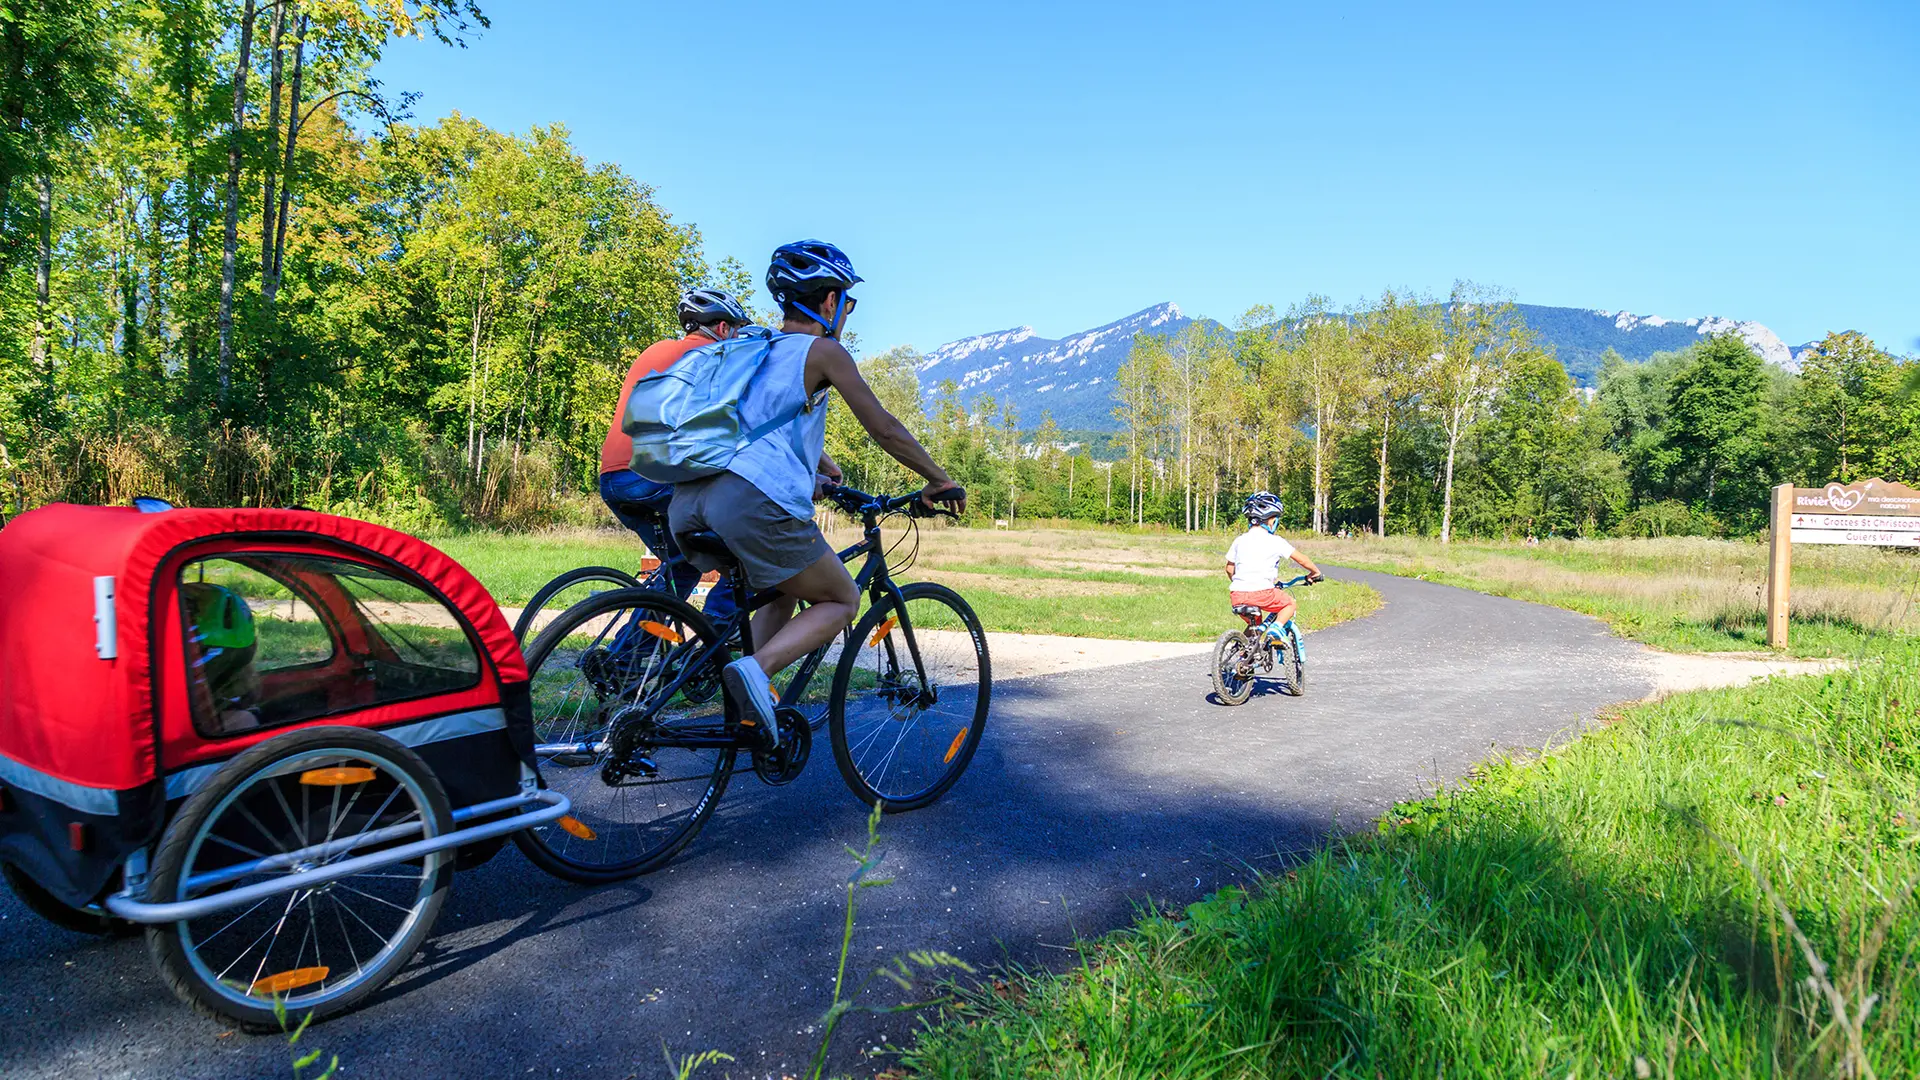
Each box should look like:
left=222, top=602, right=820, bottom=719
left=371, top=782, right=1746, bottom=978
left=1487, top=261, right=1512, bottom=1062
left=1308, top=571, right=1325, bottom=584
left=918, top=480, right=966, bottom=517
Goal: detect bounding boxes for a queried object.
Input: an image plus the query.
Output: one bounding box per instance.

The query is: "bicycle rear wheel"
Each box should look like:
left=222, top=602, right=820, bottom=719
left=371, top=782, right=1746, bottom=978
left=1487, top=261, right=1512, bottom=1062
left=1211, top=630, right=1256, bottom=705
left=515, top=589, right=734, bottom=883
left=829, top=582, right=990, bottom=811
left=512, top=566, right=640, bottom=646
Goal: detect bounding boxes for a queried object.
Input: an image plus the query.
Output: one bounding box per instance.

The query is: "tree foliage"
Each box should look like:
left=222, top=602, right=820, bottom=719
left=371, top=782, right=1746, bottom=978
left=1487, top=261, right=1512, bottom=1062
left=0, top=2, right=731, bottom=529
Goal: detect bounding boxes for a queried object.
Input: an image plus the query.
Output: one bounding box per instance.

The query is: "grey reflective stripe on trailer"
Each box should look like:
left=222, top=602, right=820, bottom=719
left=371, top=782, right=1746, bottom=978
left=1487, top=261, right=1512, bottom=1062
left=162, top=707, right=510, bottom=801
left=0, top=749, right=122, bottom=816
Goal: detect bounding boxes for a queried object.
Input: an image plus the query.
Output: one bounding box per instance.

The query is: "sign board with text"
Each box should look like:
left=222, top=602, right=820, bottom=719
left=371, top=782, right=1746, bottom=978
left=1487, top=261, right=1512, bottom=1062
left=1790, top=479, right=1920, bottom=520
left=1768, top=479, right=1920, bottom=648
left=1787, top=479, right=1920, bottom=549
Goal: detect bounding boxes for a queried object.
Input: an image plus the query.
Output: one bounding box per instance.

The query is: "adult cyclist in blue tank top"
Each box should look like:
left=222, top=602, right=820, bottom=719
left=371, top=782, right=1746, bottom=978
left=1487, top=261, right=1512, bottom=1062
left=666, top=240, right=966, bottom=748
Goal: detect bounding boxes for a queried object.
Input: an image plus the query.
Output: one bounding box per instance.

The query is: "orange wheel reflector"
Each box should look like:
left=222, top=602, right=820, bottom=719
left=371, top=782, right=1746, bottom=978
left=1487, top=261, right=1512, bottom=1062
left=299, top=767, right=376, bottom=787
left=249, top=967, right=330, bottom=995
left=868, top=617, right=898, bottom=647
left=944, top=727, right=970, bottom=764
left=558, top=815, right=598, bottom=841
left=640, top=620, right=683, bottom=644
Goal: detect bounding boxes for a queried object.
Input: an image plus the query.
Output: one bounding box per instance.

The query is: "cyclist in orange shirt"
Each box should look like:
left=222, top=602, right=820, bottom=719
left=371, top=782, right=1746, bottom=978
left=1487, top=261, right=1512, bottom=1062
left=598, top=289, right=751, bottom=618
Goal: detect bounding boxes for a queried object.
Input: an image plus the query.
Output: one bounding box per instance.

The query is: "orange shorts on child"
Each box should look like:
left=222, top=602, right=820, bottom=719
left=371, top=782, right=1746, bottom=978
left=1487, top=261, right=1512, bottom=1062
left=1229, top=588, right=1291, bottom=612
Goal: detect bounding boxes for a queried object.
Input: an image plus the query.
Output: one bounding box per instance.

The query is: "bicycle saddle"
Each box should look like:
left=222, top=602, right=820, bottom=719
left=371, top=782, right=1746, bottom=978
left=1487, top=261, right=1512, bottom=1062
left=606, top=497, right=667, bottom=523
left=678, top=530, right=737, bottom=564
left=1231, top=604, right=1267, bottom=622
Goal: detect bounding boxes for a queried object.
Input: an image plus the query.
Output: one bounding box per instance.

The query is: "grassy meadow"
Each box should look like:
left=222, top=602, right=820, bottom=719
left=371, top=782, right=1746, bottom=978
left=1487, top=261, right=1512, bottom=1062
left=433, top=521, right=1381, bottom=642
left=1309, top=534, right=1920, bottom=656
left=899, top=638, right=1920, bottom=1079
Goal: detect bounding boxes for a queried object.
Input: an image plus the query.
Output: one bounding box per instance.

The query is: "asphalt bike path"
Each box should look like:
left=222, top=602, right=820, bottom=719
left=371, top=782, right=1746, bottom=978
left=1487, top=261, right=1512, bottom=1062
left=1, top=569, right=1666, bottom=1078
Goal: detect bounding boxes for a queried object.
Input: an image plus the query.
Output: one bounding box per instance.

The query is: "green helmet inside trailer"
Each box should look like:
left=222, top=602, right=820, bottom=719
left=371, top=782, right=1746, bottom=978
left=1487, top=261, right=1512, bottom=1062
left=181, top=581, right=257, bottom=698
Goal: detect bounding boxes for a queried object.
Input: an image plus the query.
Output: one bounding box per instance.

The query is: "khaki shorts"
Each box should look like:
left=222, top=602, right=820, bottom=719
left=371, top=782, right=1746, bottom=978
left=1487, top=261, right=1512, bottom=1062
left=668, top=471, right=833, bottom=591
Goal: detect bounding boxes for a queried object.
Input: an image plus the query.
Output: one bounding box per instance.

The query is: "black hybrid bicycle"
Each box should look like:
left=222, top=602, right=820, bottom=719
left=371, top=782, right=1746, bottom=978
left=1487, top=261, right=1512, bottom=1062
left=512, top=484, right=990, bottom=883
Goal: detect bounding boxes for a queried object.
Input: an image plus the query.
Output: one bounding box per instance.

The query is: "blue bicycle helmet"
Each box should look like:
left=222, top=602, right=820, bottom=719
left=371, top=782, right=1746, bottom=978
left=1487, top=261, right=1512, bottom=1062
left=677, top=287, right=750, bottom=334
left=766, top=240, right=862, bottom=334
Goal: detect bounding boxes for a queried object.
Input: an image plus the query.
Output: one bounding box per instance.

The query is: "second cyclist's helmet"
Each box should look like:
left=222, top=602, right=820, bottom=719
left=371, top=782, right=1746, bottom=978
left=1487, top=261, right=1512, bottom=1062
left=677, top=288, right=749, bottom=334
left=766, top=240, right=862, bottom=313
left=1243, top=491, right=1285, bottom=524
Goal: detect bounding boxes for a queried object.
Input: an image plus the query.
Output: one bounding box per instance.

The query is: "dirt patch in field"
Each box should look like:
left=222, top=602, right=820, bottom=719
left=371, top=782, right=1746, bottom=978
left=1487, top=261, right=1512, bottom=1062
left=1641, top=650, right=1847, bottom=697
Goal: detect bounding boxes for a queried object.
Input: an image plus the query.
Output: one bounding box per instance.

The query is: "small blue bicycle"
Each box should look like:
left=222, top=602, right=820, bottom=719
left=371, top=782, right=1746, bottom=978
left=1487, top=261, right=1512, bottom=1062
left=1211, top=574, right=1313, bottom=704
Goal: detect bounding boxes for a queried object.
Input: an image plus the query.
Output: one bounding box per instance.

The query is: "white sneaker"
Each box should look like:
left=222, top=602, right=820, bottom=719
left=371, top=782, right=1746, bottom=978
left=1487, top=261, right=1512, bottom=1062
left=722, top=657, right=779, bottom=747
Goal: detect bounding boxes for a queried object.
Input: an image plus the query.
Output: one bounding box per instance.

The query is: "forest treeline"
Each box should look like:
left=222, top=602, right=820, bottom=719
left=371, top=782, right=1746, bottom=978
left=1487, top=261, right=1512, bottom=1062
left=2, top=0, right=755, bottom=530
left=6, top=3, right=1916, bottom=539
left=823, top=289, right=1920, bottom=540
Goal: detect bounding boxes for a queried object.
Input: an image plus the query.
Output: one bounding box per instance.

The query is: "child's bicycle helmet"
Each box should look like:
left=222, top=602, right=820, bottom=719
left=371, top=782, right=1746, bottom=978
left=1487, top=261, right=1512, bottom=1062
left=1243, top=491, right=1285, bottom=524
left=181, top=582, right=257, bottom=703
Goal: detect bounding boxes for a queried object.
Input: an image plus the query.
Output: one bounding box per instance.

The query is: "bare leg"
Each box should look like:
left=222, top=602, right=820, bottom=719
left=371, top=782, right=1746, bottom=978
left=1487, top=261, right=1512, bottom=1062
left=747, top=552, right=859, bottom=676
left=751, top=597, right=797, bottom=652
left=1273, top=594, right=1298, bottom=627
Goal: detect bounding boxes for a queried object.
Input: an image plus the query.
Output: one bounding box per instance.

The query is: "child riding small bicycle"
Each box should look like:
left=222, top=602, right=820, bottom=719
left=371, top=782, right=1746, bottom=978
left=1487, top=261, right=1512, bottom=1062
left=1225, top=491, right=1323, bottom=646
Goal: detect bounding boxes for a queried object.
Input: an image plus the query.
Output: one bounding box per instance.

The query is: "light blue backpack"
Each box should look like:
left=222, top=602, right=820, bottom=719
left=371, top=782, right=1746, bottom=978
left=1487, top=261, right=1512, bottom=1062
left=621, top=327, right=807, bottom=484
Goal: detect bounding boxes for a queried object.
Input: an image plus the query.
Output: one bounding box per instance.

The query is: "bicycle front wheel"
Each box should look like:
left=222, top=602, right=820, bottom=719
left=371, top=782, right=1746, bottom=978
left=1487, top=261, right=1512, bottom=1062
left=515, top=588, right=734, bottom=883
left=512, top=566, right=640, bottom=646
left=829, top=582, right=990, bottom=811
left=1280, top=627, right=1306, bottom=697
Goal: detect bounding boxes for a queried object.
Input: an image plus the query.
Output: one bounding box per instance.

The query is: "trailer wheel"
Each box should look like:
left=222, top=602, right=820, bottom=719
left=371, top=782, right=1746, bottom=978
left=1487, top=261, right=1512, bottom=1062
left=145, top=726, right=452, bottom=1031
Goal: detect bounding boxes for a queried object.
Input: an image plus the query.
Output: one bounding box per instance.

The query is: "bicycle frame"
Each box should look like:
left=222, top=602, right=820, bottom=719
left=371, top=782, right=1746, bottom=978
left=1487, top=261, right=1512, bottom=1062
left=579, top=489, right=937, bottom=757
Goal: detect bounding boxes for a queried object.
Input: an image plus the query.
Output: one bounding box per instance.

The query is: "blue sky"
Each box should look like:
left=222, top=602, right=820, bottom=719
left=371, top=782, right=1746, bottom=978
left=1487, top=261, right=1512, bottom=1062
left=373, top=0, right=1918, bottom=355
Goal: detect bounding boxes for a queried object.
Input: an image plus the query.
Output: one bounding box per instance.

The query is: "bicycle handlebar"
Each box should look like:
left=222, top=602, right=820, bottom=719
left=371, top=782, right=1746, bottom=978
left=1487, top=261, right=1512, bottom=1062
left=821, top=483, right=966, bottom=521
left=1278, top=573, right=1318, bottom=588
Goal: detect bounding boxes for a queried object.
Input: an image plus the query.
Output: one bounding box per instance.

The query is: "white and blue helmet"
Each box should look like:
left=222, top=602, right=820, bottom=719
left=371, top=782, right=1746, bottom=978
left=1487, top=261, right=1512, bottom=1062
left=677, top=287, right=750, bottom=334
left=1243, top=491, right=1284, bottom=524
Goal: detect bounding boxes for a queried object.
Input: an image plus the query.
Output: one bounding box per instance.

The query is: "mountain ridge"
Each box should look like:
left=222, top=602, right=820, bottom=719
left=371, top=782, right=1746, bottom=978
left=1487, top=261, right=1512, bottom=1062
left=908, top=301, right=1811, bottom=431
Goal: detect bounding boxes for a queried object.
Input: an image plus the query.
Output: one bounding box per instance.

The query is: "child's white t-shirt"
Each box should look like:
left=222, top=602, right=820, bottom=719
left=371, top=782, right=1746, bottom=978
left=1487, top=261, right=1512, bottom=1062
left=1225, top=526, right=1297, bottom=592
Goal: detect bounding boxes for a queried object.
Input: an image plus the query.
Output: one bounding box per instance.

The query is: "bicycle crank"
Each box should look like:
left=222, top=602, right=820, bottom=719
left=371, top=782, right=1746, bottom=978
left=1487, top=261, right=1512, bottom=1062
left=752, top=707, right=811, bottom=786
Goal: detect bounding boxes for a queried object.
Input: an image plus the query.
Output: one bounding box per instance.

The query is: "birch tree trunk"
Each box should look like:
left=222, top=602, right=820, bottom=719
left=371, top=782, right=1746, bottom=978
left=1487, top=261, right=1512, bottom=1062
left=31, top=172, right=50, bottom=375
left=1311, top=404, right=1325, bottom=534
left=258, top=0, right=284, bottom=292
left=1441, top=410, right=1463, bottom=544
left=1376, top=412, right=1390, bottom=537
left=216, top=0, right=259, bottom=406
left=464, top=273, right=488, bottom=474
left=266, top=12, right=306, bottom=303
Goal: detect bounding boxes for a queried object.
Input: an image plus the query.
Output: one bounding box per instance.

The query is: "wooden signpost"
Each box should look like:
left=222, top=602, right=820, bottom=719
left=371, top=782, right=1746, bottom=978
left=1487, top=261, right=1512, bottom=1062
left=1766, top=477, right=1920, bottom=648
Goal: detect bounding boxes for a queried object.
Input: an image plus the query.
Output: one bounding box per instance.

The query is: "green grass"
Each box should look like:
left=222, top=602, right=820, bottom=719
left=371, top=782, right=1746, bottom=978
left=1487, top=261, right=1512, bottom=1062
left=1313, top=535, right=1920, bottom=656
left=431, top=529, right=643, bottom=606
left=898, top=640, right=1920, bottom=1078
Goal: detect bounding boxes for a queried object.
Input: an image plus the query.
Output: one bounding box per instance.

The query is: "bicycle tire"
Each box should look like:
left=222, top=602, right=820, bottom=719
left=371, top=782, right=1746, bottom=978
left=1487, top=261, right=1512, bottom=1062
left=145, top=726, right=452, bottom=1031
left=513, top=588, right=734, bottom=883
left=1211, top=630, right=1255, bottom=705
left=829, top=582, right=990, bottom=811
left=512, top=566, right=640, bottom=645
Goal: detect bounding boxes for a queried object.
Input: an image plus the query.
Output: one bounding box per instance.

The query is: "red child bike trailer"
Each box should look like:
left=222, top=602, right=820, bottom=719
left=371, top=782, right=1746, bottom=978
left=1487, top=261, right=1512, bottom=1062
left=0, top=503, right=570, bottom=1029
